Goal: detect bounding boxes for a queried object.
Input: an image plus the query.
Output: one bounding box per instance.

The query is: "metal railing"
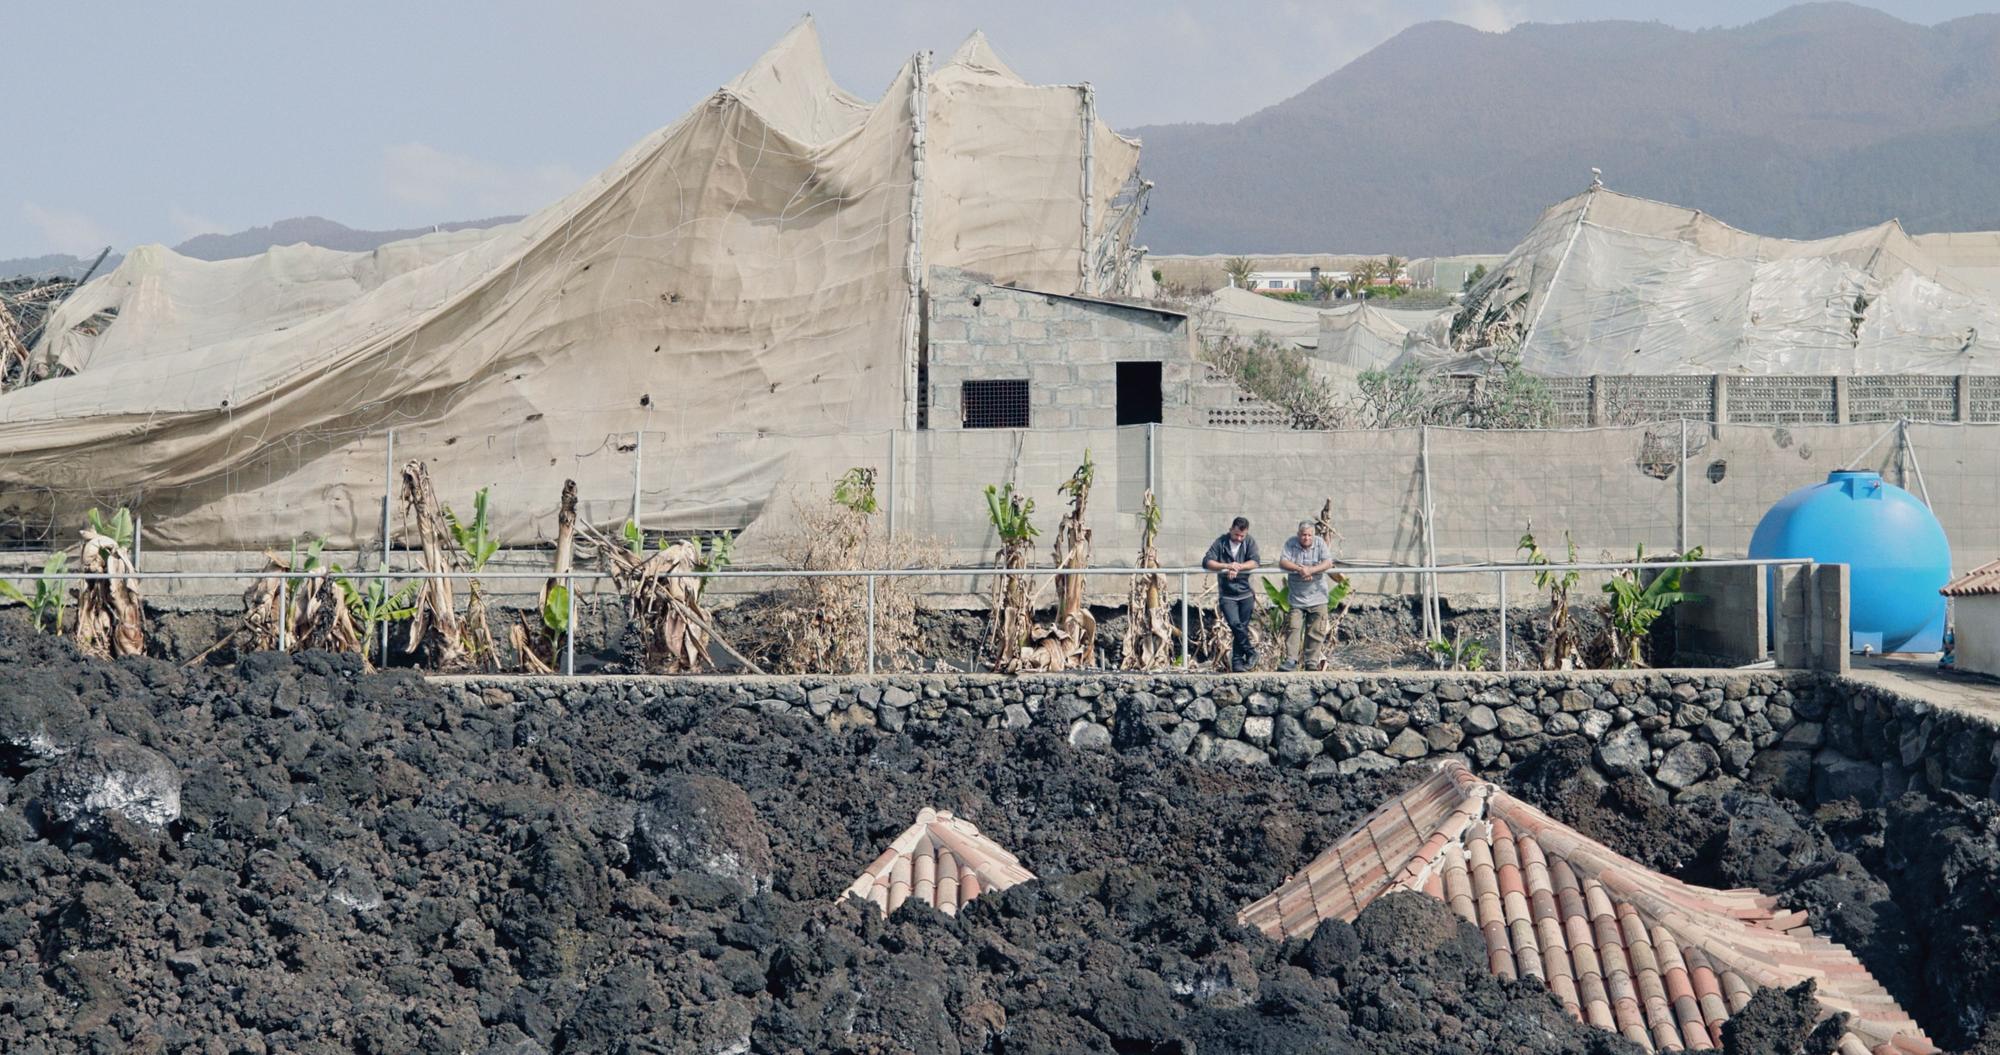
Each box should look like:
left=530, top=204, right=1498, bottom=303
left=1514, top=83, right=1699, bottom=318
left=1, top=556, right=1816, bottom=676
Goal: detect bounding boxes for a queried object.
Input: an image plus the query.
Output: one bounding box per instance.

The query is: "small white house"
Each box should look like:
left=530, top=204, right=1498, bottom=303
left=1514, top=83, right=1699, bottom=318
left=1242, top=270, right=1346, bottom=293
left=1942, top=559, right=2000, bottom=676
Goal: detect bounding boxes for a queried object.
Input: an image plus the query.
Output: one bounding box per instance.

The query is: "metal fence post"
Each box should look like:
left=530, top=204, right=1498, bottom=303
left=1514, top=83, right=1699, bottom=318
left=1677, top=418, right=1688, bottom=553
left=563, top=572, right=576, bottom=676
left=1497, top=569, right=1508, bottom=673
left=1418, top=424, right=1439, bottom=641
left=865, top=574, right=877, bottom=674
left=132, top=514, right=143, bottom=569
left=381, top=429, right=395, bottom=660
left=277, top=577, right=289, bottom=652
left=885, top=431, right=897, bottom=543
left=1179, top=571, right=1191, bottom=666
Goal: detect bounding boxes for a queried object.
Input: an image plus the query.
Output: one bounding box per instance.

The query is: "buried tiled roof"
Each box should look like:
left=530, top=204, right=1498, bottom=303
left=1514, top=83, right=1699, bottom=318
left=1941, top=558, right=2000, bottom=597
left=841, top=808, right=1036, bottom=917
left=1239, top=762, right=1934, bottom=1055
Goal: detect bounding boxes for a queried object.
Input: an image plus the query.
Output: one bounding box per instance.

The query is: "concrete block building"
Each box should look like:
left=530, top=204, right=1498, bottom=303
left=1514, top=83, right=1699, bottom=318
left=921, top=267, right=1257, bottom=430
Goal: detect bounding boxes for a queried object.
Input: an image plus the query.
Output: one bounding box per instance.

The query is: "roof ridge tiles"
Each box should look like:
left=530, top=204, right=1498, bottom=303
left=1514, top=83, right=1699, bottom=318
left=1237, top=761, right=1937, bottom=1054
left=841, top=808, right=1035, bottom=919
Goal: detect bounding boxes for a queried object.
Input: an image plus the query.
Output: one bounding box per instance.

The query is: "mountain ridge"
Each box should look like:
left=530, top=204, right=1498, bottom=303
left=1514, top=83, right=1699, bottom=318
left=1129, top=3, right=2000, bottom=255
left=1, top=214, right=519, bottom=280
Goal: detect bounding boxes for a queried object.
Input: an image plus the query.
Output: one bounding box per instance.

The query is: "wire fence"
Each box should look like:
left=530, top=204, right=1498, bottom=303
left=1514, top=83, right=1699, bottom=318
left=7, top=557, right=1814, bottom=677
left=3, top=418, right=1985, bottom=588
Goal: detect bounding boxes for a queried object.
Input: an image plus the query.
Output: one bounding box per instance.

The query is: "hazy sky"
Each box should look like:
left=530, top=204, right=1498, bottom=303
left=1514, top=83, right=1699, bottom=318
left=7, top=1, right=1996, bottom=258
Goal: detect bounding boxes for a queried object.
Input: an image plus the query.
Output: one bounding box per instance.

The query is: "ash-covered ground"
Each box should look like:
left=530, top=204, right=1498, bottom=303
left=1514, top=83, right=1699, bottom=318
left=1, top=622, right=1997, bottom=1054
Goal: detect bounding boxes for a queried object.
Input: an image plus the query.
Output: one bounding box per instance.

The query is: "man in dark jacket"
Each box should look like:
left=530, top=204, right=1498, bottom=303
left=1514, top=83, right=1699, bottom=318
left=1203, top=516, right=1261, bottom=672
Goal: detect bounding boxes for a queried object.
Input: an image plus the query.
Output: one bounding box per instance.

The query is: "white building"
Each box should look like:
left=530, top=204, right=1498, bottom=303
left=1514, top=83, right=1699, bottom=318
left=1241, top=269, right=1346, bottom=293
left=1943, top=559, right=2000, bottom=677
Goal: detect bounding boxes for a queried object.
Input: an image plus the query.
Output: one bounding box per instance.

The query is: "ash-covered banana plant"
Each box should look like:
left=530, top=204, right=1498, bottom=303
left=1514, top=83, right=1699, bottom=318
left=510, top=479, right=577, bottom=674
left=980, top=481, right=1038, bottom=672
left=1602, top=544, right=1703, bottom=669
left=584, top=519, right=752, bottom=674
left=1018, top=451, right=1096, bottom=671
left=335, top=572, right=420, bottom=669
left=1519, top=525, right=1583, bottom=670
left=443, top=486, right=503, bottom=671
left=0, top=552, right=70, bottom=634
left=1119, top=490, right=1175, bottom=671
left=74, top=506, right=144, bottom=659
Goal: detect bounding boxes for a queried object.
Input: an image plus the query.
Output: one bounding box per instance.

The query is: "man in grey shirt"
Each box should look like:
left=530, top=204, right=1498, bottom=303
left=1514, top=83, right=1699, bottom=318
left=1277, top=520, right=1335, bottom=671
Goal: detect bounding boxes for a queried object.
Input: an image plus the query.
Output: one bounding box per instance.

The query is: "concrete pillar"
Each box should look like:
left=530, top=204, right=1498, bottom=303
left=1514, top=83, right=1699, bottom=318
left=1813, top=564, right=1851, bottom=675
left=1588, top=376, right=1605, bottom=427
left=1833, top=375, right=1850, bottom=424
left=1775, top=563, right=1852, bottom=674
left=1712, top=374, right=1729, bottom=424
left=1959, top=373, right=1973, bottom=422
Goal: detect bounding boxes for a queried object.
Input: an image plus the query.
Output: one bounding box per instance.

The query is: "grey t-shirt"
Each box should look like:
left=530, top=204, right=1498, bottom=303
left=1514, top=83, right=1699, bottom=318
left=1281, top=535, right=1333, bottom=606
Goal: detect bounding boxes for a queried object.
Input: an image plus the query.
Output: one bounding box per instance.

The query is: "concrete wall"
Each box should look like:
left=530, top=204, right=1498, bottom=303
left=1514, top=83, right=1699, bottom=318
left=1543, top=374, right=2000, bottom=426
left=845, top=420, right=1998, bottom=583
left=1672, top=564, right=1767, bottom=666
left=86, top=418, right=2000, bottom=623
left=925, top=268, right=1239, bottom=431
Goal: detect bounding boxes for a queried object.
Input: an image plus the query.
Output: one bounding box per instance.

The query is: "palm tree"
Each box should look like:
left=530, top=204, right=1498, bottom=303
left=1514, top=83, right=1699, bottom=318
left=1382, top=256, right=1405, bottom=285
left=1347, top=260, right=1383, bottom=299
left=1222, top=256, right=1256, bottom=290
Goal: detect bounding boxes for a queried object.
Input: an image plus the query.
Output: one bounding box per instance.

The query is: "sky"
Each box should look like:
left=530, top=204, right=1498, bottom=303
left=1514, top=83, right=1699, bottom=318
left=7, top=1, right=1998, bottom=259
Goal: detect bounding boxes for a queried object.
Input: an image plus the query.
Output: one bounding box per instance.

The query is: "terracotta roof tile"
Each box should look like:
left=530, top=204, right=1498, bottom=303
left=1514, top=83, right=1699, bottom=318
left=842, top=808, right=1034, bottom=917
left=1237, top=761, right=1936, bottom=1054
left=1942, top=558, right=2000, bottom=597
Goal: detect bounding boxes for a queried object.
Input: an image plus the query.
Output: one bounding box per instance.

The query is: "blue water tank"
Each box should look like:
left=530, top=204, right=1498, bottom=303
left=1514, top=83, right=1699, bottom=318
left=1748, top=470, right=1950, bottom=653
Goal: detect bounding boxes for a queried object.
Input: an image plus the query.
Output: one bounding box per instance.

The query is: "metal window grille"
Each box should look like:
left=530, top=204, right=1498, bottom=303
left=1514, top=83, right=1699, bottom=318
left=962, top=379, right=1030, bottom=428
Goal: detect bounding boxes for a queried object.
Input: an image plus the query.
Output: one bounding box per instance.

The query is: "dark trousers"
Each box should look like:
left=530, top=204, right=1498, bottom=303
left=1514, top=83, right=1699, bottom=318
left=1219, top=595, right=1256, bottom=670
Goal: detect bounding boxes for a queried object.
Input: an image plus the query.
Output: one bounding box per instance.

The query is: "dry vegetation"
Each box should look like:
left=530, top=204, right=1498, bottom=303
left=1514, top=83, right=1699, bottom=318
left=583, top=524, right=715, bottom=674
left=738, top=468, right=941, bottom=674
left=399, top=462, right=472, bottom=670
left=72, top=512, right=144, bottom=660
left=508, top=480, right=577, bottom=675
left=1017, top=453, right=1098, bottom=671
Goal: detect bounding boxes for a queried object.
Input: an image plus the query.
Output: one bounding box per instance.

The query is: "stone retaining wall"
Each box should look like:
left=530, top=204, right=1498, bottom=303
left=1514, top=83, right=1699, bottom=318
left=443, top=670, right=1826, bottom=796
left=1779, top=677, right=2000, bottom=806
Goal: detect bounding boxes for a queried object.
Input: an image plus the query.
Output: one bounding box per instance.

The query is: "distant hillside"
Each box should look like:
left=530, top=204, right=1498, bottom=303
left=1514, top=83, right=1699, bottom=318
left=0, top=253, right=114, bottom=282
left=172, top=215, right=518, bottom=261
left=0, top=215, right=519, bottom=280
left=1130, top=3, right=2000, bottom=255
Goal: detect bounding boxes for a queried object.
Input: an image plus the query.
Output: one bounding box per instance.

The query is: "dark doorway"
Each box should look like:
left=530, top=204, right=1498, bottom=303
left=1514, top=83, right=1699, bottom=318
left=1116, top=361, right=1163, bottom=425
